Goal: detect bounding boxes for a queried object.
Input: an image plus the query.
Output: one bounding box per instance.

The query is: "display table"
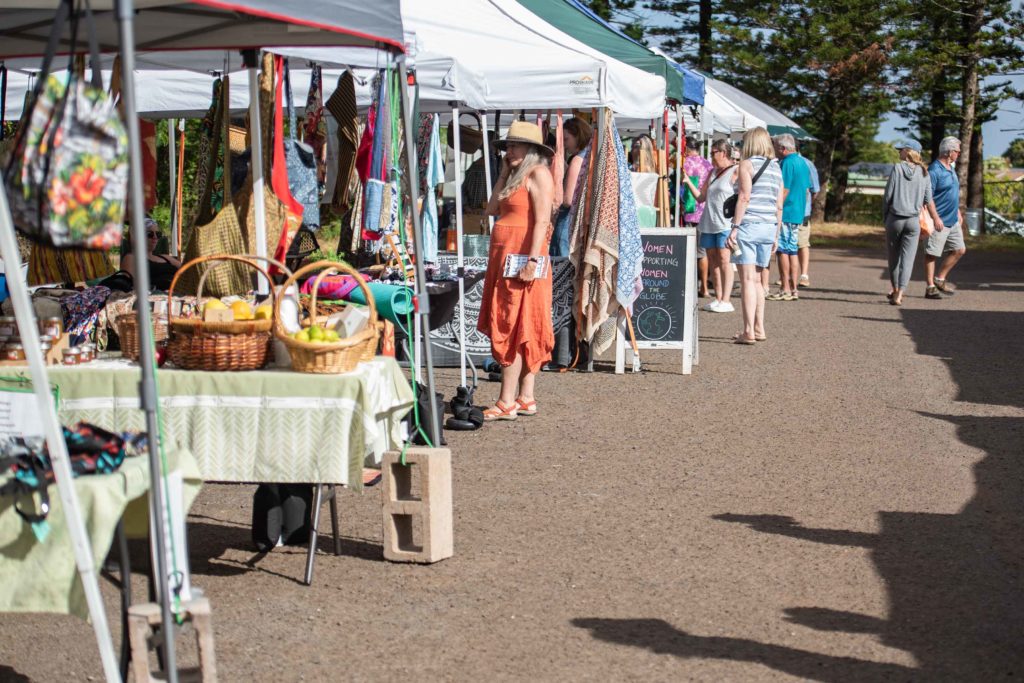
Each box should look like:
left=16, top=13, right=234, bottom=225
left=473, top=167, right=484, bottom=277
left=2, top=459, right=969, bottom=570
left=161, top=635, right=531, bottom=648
left=0, top=448, right=201, bottom=619
left=43, top=357, right=414, bottom=489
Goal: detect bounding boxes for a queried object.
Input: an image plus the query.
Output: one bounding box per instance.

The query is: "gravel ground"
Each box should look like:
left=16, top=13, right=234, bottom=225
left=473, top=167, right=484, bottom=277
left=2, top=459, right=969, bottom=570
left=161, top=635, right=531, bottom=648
left=2, top=246, right=1022, bottom=682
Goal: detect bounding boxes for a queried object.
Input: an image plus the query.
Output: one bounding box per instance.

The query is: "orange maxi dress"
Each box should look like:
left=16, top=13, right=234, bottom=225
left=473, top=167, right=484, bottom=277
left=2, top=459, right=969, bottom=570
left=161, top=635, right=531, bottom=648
left=477, top=184, right=554, bottom=372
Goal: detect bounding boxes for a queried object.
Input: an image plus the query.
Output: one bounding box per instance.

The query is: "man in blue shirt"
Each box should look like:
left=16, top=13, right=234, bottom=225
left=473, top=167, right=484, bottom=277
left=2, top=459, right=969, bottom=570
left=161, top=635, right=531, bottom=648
left=767, top=133, right=811, bottom=300
left=800, top=150, right=820, bottom=287
left=924, top=136, right=965, bottom=299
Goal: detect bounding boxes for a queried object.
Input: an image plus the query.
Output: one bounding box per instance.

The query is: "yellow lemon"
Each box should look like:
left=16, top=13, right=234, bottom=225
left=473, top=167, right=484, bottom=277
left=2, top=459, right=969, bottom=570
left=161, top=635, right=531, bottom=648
left=294, top=329, right=311, bottom=343
left=254, top=304, right=273, bottom=320
left=324, top=329, right=340, bottom=342
left=308, top=325, right=325, bottom=341
left=230, top=301, right=254, bottom=321
left=203, top=299, right=228, bottom=312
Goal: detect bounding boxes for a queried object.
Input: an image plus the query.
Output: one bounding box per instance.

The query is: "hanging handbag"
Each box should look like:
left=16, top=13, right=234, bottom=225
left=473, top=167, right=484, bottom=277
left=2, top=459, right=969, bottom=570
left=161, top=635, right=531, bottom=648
left=282, top=59, right=320, bottom=230
left=179, top=76, right=252, bottom=296
left=723, top=158, right=771, bottom=220
left=919, top=206, right=935, bottom=237
left=683, top=173, right=700, bottom=214
left=4, top=0, right=128, bottom=251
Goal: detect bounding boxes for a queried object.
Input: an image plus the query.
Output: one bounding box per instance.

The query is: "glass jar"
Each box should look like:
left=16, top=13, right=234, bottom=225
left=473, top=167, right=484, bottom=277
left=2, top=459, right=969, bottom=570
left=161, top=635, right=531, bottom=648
left=4, top=343, right=25, bottom=362
left=40, top=317, right=62, bottom=339
left=39, top=340, right=51, bottom=357
left=61, top=348, right=80, bottom=366
left=0, top=317, right=17, bottom=338
left=79, top=344, right=96, bottom=363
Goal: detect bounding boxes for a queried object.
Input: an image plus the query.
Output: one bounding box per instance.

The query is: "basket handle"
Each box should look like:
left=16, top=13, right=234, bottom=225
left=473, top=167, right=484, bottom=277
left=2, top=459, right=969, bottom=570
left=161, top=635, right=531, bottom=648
left=273, top=259, right=378, bottom=341
left=168, top=254, right=276, bottom=319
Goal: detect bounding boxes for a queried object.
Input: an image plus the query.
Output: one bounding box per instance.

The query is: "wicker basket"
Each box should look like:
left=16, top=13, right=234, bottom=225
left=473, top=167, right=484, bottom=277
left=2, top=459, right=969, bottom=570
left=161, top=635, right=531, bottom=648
left=116, top=313, right=169, bottom=361
left=167, top=255, right=278, bottom=371
left=274, top=260, right=379, bottom=373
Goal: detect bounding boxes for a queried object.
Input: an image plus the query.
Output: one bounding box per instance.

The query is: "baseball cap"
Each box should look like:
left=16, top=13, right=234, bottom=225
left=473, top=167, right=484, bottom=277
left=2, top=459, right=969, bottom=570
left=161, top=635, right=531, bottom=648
left=894, top=140, right=922, bottom=152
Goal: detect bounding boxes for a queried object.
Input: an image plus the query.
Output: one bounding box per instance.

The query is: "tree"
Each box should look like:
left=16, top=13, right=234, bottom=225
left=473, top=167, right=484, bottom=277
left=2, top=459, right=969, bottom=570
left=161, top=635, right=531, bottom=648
left=1005, top=138, right=1024, bottom=167
left=645, top=1, right=713, bottom=74
left=584, top=0, right=648, bottom=42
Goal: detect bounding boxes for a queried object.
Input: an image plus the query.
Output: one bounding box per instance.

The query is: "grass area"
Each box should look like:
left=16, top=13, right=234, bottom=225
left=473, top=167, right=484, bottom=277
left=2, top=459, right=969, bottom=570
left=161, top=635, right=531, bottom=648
left=812, top=222, right=1024, bottom=252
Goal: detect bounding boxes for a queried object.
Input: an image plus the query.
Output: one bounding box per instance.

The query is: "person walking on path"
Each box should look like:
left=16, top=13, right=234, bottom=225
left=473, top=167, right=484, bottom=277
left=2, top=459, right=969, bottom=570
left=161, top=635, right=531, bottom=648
left=924, top=136, right=966, bottom=299
left=726, top=127, right=784, bottom=344
left=799, top=148, right=820, bottom=287
left=883, top=141, right=943, bottom=305
left=684, top=139, right=738, bottom=313
left=478, top=121, right=555, bottom=421
left=768, top=134, right=810, bottom=302
left=682, top=136, right=714, bottom=297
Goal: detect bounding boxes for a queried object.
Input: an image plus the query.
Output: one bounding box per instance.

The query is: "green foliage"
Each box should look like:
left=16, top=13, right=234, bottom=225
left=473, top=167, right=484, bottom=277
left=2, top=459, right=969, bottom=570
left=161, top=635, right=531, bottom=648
left=984, top=157, right=1024, bottom=220
left=855, top=139, right=900, bottom=164
left=1004, top=137, right=1024, bottom=168
left=584, top=0, right=648, bottom=42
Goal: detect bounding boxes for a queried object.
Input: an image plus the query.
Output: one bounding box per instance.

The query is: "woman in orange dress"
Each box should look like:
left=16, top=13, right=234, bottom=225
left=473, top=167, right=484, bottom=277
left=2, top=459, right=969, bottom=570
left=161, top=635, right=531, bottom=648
left=477, top=121, right=555, bottom=421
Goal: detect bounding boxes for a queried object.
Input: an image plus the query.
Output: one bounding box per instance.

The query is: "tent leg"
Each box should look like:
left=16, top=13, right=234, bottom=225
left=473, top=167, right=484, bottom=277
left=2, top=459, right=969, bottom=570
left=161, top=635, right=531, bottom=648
left=452, top=105, right=467, bottom=388
left=168, top=118, right=178, bottom=256
left=397, top=58, right=442, bottom=442
left=0, top=188, right=121, bottom=683
left=674, top=106, right=683, bottom=228
left=478, top=111, right=494, bottom=233
left=116, top=1, right=179, bottom=680
left=245, top=51, right=269, bottom=295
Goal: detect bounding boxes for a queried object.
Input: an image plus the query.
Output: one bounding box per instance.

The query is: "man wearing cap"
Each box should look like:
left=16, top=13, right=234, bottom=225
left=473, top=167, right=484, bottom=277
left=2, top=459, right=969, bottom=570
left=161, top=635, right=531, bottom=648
left=924, top=136, right=966, bottom=299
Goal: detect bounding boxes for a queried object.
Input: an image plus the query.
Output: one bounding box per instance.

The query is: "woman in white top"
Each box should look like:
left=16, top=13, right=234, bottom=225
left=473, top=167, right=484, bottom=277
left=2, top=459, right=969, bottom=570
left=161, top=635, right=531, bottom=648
left=725, top=127, right=784, bottom=344
left=684, top=139, right=737, bottom=313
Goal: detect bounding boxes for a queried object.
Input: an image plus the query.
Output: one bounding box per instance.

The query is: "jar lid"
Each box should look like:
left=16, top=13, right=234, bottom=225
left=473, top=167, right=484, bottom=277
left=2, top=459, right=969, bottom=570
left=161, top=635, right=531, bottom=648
left=7, top=342, right=23, bottom=349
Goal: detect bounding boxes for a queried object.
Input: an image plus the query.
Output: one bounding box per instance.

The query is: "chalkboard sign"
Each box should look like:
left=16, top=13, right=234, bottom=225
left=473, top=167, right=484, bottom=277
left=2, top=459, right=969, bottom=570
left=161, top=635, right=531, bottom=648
left=630, top=228, right=689, bottom=346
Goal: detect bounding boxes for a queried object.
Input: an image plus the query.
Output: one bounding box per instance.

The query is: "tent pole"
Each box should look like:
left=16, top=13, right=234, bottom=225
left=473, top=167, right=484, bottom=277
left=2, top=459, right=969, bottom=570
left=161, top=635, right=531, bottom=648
left=0, top=192, right=120, bottom=683
left=116, top=0, right=179, bottom=679
left=674, top=106, right=682, bottom=228
left=478, top=111, right=494, bottom=233
left=168, top=118, right=178, bottom=256
left=397, top=58, right=441, bottom=441
left=452, top=105, right=467, bottom=388
left=244, top=50, right=269, bottom=295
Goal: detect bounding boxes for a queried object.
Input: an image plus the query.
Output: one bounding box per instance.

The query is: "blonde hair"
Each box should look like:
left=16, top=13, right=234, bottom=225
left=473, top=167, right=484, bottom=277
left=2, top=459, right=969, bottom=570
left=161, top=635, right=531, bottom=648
left=499, top=149, right=548, bottom=200
left=905, top=149, right=929, bottom=177
left=742, top=127, right=775, bottom=160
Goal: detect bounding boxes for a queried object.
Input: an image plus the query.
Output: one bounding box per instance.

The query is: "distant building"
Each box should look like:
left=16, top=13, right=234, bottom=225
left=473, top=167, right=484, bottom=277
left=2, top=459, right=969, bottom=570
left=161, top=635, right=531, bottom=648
left=847, top=163, right=895, bottom=196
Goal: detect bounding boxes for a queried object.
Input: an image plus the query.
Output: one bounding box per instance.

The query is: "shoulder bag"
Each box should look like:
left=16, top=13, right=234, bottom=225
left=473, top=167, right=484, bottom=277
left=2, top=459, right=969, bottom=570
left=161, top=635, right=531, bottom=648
left=723, top=158, right=771, bottom=220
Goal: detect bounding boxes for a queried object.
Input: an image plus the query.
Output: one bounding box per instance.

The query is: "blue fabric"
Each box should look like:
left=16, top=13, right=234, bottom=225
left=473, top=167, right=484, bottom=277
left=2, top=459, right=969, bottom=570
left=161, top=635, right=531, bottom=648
left=804, top=156, right=820, bottom=218
left=778, top=223, right=800, bottom=254
left=699, top=231, right=730, bottom=249
left=781, top=153, right=812, bottom=224
left=0, top=275, right=7, bottom=305
left=551, top=206, right=571, bottom=257
left=613, top=123, right=644, bottom=310
left=929, top=160, right=960, bottom=226
left=672, top=63, right=706, bottom=106
left=420, top=114, right=444, bottom=263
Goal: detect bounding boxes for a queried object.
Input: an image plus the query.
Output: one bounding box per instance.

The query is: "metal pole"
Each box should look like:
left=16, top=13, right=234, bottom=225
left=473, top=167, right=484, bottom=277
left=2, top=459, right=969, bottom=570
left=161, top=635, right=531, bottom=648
left=244, top=50, right=269, bottom=295
left=167, top=118, right=178, bottom=256
left=674, top=106, right=682, bottom=228
left=116, top=0, right=178, bottom=678
left=397, top=58, right=441, bottom=441
left=451, top=105, right=467, bottom=388
left=0, top=190, right=120, bottom=683
left=478, top=111, right=494, bottom=233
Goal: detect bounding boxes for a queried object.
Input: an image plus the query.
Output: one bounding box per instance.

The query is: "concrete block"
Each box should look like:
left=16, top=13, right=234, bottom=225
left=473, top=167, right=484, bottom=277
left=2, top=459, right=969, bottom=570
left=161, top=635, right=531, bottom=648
left=127, top=597, right=218, bottom=682
left=381, top=447, right=453, bottom=563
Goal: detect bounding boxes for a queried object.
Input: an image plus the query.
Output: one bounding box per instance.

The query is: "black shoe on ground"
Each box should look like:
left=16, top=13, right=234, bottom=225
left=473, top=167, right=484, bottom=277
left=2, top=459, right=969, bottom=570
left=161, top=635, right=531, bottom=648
left=925, top=285, right=943, bottom=299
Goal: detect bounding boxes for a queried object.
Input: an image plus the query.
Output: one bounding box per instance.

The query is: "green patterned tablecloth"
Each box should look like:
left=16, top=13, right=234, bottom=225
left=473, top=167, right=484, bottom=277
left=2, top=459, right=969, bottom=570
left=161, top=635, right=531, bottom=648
left=0, top=448, right=201, bottom=618
left=41, top=358, right=413, bottom=488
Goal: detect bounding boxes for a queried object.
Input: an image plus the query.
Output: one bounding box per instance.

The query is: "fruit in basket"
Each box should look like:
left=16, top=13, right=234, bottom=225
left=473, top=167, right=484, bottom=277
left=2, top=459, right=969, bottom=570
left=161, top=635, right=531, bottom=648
left=293, top=328, right=311, bottom=343
left=308, top=325, right=325, bottom=342
left=203, top=299, right=228, bottom=313
left=231, top=301, right=254, bottom=321
left=254, top=304, right=273, bottom=321
left=324, top=329, right=340, bottom=342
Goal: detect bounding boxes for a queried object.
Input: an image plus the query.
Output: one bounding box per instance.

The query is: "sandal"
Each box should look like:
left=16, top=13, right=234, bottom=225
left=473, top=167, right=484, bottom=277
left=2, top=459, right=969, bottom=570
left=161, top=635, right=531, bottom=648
left=515, top=398, right=537, bottom=416
left=766, top=292, right=785, bottom=301
left=483, top=400, right=518, bottom=422
left=732, top=333, right=757, bottom=345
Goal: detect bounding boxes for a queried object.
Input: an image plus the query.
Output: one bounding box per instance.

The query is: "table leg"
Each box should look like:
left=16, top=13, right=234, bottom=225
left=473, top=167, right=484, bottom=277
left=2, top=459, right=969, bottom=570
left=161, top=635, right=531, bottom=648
left=328, top=485, right=341, bottom=556
left=304, top=485, right=324, bottom=586
left=116, top=520, right=132, bottom=681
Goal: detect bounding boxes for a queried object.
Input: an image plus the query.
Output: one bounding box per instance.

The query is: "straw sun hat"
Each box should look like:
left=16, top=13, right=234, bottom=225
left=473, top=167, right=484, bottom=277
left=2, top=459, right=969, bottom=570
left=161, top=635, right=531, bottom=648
left=494, top=120, right=555, bottom=158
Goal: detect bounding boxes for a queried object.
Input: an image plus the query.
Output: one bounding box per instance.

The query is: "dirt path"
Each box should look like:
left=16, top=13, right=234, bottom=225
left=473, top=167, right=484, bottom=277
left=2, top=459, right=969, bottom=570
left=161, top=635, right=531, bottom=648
left=2, top=247, right=1023, bottom=681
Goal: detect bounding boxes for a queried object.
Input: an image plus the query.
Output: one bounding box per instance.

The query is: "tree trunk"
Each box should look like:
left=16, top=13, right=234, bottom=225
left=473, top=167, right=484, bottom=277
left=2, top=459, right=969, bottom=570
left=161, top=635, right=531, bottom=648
left=698, top=0, right=712, bottom=74
left=968, top=124, right=985, bottom=218
left=957, top=1, right=984, bottom=212
left=929, top=83, right=946, bottom=160
left=825, top=128, right=852, bottom=222
left=812, top=138, right=834, bottom=222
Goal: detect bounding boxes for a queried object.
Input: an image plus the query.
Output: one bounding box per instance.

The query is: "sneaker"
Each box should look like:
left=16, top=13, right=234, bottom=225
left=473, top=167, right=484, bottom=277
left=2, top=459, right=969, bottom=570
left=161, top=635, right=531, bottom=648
left=701, top=300, right=721, bottom=312
left=783, top=292, right=798, bottom=301
left=715, top=301, right=735, bottom=312
left=766, top=292, right=786, bottom=301
left=798, top=274, right=810, bottom=287
left=934, top=278, right=956, bottom=295
left=925, top=285, right=943, bottom=299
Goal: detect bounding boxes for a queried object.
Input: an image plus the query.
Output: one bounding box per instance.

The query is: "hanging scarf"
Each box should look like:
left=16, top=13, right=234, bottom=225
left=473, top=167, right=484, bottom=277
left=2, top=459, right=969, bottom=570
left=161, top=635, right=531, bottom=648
left=420, top=113, right=444, bottom=263
left=303, top=64, right=327, bottom=183
left=613, top=123, right=643, bottom=310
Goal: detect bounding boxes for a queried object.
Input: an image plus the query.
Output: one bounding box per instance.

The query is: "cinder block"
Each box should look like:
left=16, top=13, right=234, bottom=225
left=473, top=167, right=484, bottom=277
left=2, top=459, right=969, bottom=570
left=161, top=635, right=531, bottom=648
left=128, top=597, right=218, bottom=682
left=381, top=447, right=453, bottom=563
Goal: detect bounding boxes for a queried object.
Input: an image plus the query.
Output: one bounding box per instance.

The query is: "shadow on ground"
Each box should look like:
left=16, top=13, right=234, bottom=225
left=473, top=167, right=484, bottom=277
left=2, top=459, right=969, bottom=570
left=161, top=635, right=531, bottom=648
left=573, top=302, right=1024, bottom=680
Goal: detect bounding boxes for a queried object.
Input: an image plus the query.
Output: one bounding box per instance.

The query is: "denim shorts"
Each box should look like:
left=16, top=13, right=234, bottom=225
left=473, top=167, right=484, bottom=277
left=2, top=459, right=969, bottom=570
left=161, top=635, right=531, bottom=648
left=731, top=221, right=776, bottom=268
left=778, top=223, right=800, bottom=255
left=699, top=231, right=730, bottom=249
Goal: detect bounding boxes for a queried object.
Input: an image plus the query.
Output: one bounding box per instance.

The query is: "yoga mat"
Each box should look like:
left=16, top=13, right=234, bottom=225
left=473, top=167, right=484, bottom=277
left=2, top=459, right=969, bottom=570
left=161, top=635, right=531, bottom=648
left=344, top=281, right=414, bottom=325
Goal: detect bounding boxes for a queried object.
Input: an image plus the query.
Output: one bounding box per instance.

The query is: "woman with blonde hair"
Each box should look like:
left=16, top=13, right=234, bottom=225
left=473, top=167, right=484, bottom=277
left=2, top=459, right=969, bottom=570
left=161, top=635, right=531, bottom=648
left=478, top=121, right=555, bottom=421
left=883, top=141, right=942, bottom=305
left=725, top=127, right=784, bottom=344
